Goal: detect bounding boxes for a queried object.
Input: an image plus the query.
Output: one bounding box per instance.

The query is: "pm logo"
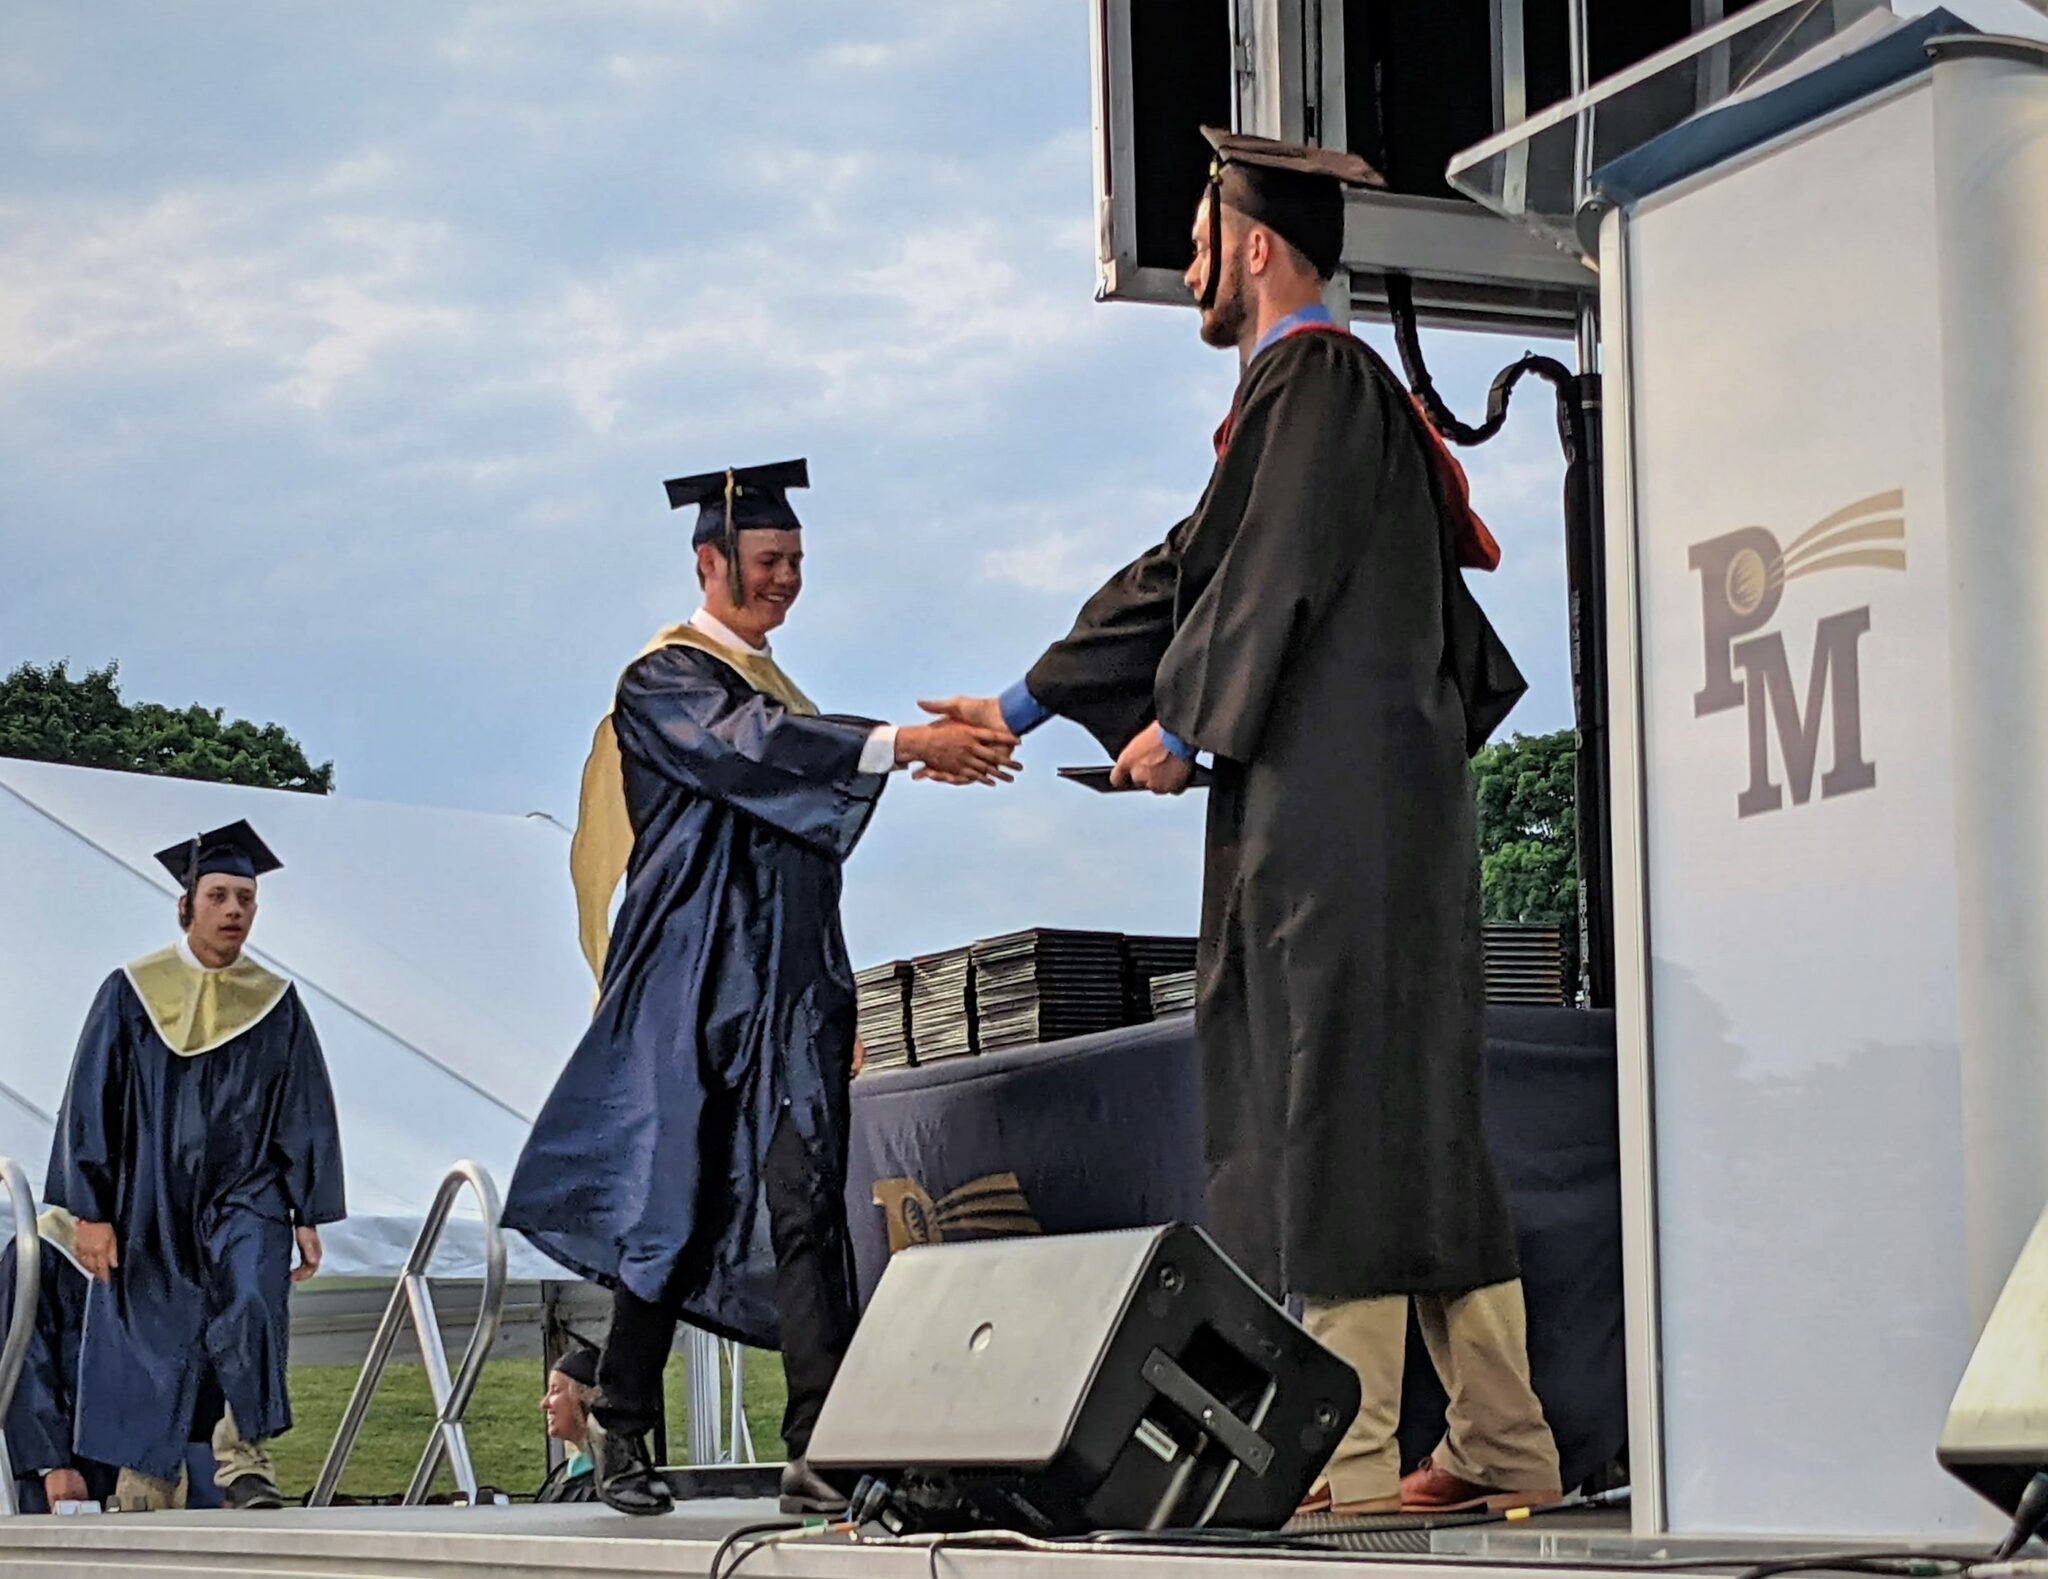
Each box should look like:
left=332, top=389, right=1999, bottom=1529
left=1689, top=489, right=1905, bottom=818
left=872, top=1172, right=1042, bottom=1254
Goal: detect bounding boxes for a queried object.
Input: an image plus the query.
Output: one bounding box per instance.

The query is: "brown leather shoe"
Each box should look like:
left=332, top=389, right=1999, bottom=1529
left=1296, top=1480, right=1403, bottom=1519
left=1400, top=1460, right=1561, bottom=1514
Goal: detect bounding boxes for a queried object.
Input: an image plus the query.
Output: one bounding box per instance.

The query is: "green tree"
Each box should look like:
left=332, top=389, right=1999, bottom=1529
left=1473, top=728, right=1578, bottom=983
left=0, top=660, right=334, bottom=793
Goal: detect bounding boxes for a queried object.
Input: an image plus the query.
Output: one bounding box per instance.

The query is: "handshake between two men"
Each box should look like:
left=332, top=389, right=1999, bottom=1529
left=906, top=696, right=1196, bottom=796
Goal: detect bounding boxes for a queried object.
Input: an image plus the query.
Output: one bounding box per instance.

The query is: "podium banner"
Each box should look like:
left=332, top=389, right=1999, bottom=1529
left=844, top=1007, right=1626, bottom=1491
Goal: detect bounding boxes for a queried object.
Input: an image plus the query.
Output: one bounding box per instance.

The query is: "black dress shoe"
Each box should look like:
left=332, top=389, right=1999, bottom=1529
left=593, top=1428, right=673, bottom=1517
left=778, top=1457, right=848, bottom=1518
left=222, top=1475, right=286, bottom=1511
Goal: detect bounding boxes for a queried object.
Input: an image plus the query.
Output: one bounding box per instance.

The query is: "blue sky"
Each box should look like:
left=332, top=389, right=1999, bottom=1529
left=0, top=1, right=1574, bottom=965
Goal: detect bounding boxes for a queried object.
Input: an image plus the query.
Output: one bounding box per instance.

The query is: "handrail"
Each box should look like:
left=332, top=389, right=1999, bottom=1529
left=0, top=1158, right=42, bottom=1517
left=308, top=1161, right=507, bottom=1507
left=682, top=1330, right=757, bottom=1465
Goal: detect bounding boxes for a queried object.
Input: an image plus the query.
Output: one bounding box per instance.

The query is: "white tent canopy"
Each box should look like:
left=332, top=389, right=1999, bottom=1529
left=0, top=758, right=593, bottom=1281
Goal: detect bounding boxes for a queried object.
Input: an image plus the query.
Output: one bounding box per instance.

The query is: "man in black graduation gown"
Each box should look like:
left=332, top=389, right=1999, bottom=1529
left=926, top=131, right=1561, bottom=1515
left=501, top=459, right=1017, bottom=1517
left=46, top=821, right=346, bottom=1512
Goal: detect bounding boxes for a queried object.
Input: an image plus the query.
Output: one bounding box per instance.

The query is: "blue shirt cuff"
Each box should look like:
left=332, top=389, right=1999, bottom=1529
left=999, top=680, right=1052, bottom=736
left=1158, top=727, right=1196, bottom=762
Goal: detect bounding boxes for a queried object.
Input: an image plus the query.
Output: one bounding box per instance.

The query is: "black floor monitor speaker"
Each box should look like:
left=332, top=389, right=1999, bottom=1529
left=806, top=1224, right=1361, bottom=1535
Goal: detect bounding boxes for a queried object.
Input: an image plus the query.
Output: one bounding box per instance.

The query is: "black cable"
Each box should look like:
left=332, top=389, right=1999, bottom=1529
left=1996, top=1471, right=2048, bottom=1560
left=1730, top=1557, right=1969, bottom=1579
left=705, top=1519, right=802, bottom=1579
left=871, top=1522, right=1979, bottom=1579
left=1384, top=272, right=1578, bottom=451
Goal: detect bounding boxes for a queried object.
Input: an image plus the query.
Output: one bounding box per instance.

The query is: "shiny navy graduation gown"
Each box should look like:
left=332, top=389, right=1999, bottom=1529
left=1, top=1238, right=116, bottom=1510
left=502, top=644, right=885, bottom=1346
left=45, top=975, right=345, bottom=1480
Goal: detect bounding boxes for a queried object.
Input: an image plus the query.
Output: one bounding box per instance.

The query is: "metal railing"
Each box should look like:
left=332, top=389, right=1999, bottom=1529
left=0, top=1158, right=39, bottom=1517
left=682, top=1329, right=757, bottom=1465
left=308, top=1161, right=507, bottom=1507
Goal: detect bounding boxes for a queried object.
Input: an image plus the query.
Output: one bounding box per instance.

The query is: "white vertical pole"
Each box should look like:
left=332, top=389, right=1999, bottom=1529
left=1929, top=37, right=2048, bottom=1343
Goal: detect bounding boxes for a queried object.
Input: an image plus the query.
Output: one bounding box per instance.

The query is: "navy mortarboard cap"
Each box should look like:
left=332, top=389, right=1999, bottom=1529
left=152, top=820, right=282, bottom=891
left=1198, top=128, right=1384, bottom=307
left=662, top=458, right=809, bottom=606
left=551, top=1345, right=599, bottom=1388
left=664, top=458, right=809, bottom=549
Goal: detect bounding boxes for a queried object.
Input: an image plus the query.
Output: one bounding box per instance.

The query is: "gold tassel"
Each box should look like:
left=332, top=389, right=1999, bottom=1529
left=723, top=467, right=744, bottom=606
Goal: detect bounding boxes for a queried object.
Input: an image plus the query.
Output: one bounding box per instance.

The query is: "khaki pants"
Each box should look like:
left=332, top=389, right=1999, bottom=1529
left=1303, top=1279, right=1562, bottom=1505
left=113, top=1408, right=277, bottom=1510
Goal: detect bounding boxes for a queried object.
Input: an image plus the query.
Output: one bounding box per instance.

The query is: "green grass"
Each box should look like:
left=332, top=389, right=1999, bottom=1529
left=268, top=1353, right=791, bottom=1501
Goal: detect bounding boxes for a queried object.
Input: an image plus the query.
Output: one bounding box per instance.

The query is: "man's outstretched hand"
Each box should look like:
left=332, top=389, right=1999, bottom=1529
left=1111, top=722, right=1195, bottom=795
left=897, top=714, right=1020, bottom=786
left=74, top=1220, right=117, bottom=1282
left=292, top=1225, right=324, bottom=1284
left=917, top=695, right=1006, bottom=734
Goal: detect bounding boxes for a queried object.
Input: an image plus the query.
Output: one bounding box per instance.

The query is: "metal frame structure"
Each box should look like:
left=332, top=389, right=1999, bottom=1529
left=682, top=1330, right=758, bottom=1466
left=0, top=1158, right=39, bottom=1517
left=1090, top=0, right=1595, bottom=333
left=309, top=1161, right=508, bottom=1507
left=1448, top=0, right=1879, bottom=257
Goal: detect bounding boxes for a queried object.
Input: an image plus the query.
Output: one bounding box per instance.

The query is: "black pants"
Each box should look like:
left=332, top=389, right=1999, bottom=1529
left=595, top=1114, right=857, bottom=1460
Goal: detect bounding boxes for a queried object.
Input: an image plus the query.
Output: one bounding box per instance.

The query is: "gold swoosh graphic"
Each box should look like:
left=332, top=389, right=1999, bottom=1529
left=1784, top=548, right=1908, bottom=580
left=1782, top=490, right=1904, bottom=557
left=1782, top=516, right=1905, bottom=569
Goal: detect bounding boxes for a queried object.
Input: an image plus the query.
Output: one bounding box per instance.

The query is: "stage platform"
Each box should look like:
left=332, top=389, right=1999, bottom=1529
left=0, top=1499, right=1960, bottom=1579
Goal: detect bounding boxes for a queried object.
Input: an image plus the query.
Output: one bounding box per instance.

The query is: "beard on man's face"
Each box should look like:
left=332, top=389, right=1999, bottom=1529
left=1199, top=253, right=1249, bottom=349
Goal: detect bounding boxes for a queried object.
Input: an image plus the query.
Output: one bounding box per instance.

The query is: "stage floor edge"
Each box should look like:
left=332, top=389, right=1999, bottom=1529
left=0, top=1501, right=1954, bottom=1579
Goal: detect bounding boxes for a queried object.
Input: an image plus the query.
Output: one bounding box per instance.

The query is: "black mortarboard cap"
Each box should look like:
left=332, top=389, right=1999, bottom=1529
left=1198, top=128, right=1385, bottom=306
left=664, top=458, right=810, bottom=548
left=551, top=1345, right=600, bottom=1388
left=152, top=820, right=282, bottom=890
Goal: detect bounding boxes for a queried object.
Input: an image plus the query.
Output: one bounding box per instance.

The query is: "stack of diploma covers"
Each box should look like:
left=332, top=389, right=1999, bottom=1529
left=1148, top=969, right=1199, bottom=1018
left=1480, top=923, right=1570, bottom=1006
left=854, top=960, right=916, bottom=1071
left=968, top=929, right=1128, bottom=1053
left=910, top=948, right=979, bottom=1061
left=1122, top=934, right=1200, bottom=1024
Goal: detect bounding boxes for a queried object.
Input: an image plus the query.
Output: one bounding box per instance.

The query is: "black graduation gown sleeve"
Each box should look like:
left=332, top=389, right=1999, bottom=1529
left=272, top=1004, right=346, bottom=1228
left=1022, top=521, right=1193, bottom=758
left=614, top=647, right=885, bottom=861
left=44, top=974, right=129, bottom=1225
left=1154, top=338, right=1372, bottom=762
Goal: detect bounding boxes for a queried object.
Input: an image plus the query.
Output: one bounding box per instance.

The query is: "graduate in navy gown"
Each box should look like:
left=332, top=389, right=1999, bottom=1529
left=45, top=821, right=345, bottom=1511
left=502, top=459, right=1016, bottom=1517
left=2, top=1210, right=117, bottom=1513
left=2, top=1210, right=219, bottom=1514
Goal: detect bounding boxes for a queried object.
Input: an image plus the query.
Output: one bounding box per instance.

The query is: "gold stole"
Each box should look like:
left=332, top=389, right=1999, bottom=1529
left=122, top=946, right=291, bottom=1057
left=36, top=1207, right=79, bottom=1268
left=570, top=624, right=821, bottom=984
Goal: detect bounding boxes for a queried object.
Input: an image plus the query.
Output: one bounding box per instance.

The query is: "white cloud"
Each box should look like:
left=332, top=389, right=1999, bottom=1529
left=439, top=0, right=740, bottom=68
left=824, top=41, right=897, bottom=72
left=981, top=531, right=1120, bottom=595
left=0, top=159, right=461, bottom=416
left=974, top=484, right=1186, bottom=594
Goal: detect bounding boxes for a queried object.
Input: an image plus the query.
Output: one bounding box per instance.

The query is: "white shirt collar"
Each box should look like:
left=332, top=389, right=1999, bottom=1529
left=689, top=607, right=770, bottom=657
left=177, top=935, right=230, bottom=974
